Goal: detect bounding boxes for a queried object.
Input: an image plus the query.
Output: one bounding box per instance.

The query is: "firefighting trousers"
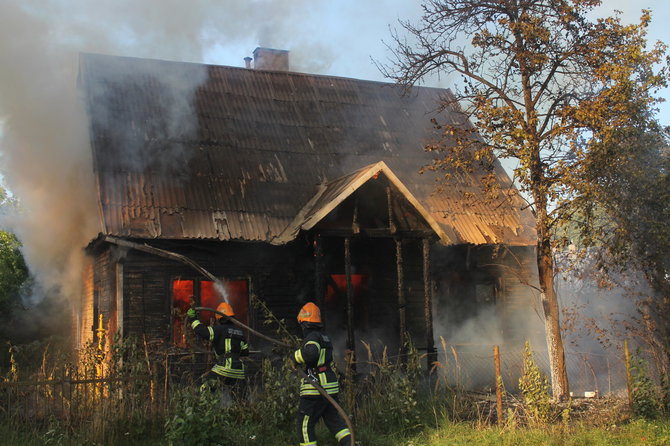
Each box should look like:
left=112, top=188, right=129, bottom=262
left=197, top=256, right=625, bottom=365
left=297, top=394, right=352, bottom=446
left=199, top=371, right=246, bottom=403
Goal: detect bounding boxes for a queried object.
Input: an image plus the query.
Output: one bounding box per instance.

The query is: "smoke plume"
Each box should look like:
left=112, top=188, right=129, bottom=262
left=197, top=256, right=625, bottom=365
left=0, top=0, right=325, bottom=304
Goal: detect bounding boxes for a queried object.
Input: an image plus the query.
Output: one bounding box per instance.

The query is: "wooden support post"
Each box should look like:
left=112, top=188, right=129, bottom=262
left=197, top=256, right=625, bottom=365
left=387, top=187, right=397, bottom=234
left=396, top=238, right=406, bottom=351
left=115, top=261, right=124, bottom=338
left=494, top=345, right=504, bottom=425
left=344, top=238, right=356, bottom=371
left=314, top=234, right=324, bottom=310
left=624, top=339, right=633, bottom=409
left=352, top=197, right=360, bottom=234
left=423, top=238, right=436, bottom=372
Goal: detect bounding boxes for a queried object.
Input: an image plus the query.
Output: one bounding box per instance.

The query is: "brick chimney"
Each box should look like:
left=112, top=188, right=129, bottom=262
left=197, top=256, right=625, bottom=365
left=252, top=47, right=289, bottom=71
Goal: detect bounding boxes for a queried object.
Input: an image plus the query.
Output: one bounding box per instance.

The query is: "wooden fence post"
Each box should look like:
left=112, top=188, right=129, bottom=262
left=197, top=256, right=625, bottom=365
left=494, top=345, right=504, bottom=424
left=624, top=339, right=633, bottom=409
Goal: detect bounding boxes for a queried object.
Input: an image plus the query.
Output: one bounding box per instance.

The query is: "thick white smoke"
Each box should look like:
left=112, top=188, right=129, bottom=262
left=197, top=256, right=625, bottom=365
left=0, top=1, right=664, bottom=370
left=0, top=0, right=428, bottom=305
left=0, top=0, right=320, bottom=302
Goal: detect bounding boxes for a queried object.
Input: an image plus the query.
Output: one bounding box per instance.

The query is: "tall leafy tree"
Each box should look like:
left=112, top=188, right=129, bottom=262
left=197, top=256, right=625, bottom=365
left=0, top=230, right=28, bottom=315
left=380, top=0, right=668, bottom=398
left=581, top=128, right=670, bottom=371
left=0, top=186, right=28, bottom=318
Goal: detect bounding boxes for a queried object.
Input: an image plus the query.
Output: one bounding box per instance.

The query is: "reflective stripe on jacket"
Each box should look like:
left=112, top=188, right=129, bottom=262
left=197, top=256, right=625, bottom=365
left=190, top=317, right=249, bottom=380
left=294, top=328, right=339, bottom=396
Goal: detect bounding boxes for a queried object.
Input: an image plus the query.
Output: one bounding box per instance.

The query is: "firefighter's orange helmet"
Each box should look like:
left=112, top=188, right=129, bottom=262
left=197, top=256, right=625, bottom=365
left=297, top=302, right=321, bottom=324
left=216, top=302, right=235, bottom=318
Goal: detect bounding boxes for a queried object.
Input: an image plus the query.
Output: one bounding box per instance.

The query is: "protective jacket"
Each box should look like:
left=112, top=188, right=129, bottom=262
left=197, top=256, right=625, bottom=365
left=189, top=315, right=249, bottom=380
left=294, top=325, right=351, bottom=445
left=293, top=326, right=339, bottom=396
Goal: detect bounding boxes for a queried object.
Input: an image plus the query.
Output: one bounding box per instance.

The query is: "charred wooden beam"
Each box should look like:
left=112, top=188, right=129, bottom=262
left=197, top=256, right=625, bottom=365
left=344, top=237, right=356, bottom=371
left=396, top=238, right=406, bottom=350
left=115, top=262, right=124, bottom=337
left=316, top=228, right=434, bottom=238
left=314, top=234, right=325, bottom=310
left=387, top=187, right=397, bottom=234
left=423, top=238, right=436, bottom=371
left=103, top=236, right=218, bottom=282
left=352, top=196, right=360, bottom=234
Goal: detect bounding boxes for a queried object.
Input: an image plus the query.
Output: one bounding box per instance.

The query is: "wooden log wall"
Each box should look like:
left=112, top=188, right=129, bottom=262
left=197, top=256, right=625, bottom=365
left=400, top=239, right=431, bottom=349
left=79, top=262, right=95, bottom=349
left=430, top=244, right=539, bottom=347
left=92, top=249, right=115, bottom=344
left=87, top=237, right=503, bottom=365
left=91, top=240, right=311, bottom=347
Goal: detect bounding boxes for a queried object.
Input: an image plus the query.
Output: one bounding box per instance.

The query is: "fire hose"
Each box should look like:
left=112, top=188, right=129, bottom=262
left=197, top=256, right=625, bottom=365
left=195, top=306, right=356, bottom=445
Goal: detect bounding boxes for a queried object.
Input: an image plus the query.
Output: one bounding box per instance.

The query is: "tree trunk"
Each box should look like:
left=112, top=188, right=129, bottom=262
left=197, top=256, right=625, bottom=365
left=536, top=222, right=570, bottom=400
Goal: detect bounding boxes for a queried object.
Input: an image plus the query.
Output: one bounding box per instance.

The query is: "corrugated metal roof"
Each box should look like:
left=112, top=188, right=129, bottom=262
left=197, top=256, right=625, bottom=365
left=80, top=53, right=536, bottom=245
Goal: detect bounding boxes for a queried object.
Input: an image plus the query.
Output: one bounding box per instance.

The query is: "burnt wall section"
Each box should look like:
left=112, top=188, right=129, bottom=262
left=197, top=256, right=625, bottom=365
left=78, top=248, right=117, bottom=350
left=401, top=239, right=430, bottom=347
left=94, top=248, right=117, bottom=337
left=79, top=261, right=95, bottom=349
left=89, top=239, right=312, bottom=348
left=431, top=244, right=541, bottom=347
left=496, top=245, right=543, bottom=343
left=316, top=236, right=429, bottom=354
left=85, top=238, right=540, bottom=364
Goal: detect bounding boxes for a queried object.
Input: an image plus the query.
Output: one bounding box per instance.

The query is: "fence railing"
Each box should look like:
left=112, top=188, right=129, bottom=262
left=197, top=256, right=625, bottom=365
left=428, top=342, right=646, bottom=398
left=0, top=341, right=656, bottom=433
left=0, top=371, right=158, bottom=428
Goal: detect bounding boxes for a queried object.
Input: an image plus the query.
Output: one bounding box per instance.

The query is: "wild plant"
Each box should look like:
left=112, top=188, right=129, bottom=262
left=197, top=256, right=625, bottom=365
left=250, top=356, right=299, bottom=429
left=355, top=338, right=422, bottom=432
left=518, top=341, right=552, bottom=426
left=428, top=336, right=478, bottom=422
left=630, top=350, right=661, bottom=419
left=164, top=356, right=298, bottom=446
left=660, top=371, right=670, bottom=415
left=164, top=381, right=226, bottom=446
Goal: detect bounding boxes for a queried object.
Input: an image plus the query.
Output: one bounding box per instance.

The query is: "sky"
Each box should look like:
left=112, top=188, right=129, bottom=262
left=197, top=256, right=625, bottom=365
left=202, top=1, right=670, bottom=123
left=0, top=0, right=667, bottom=300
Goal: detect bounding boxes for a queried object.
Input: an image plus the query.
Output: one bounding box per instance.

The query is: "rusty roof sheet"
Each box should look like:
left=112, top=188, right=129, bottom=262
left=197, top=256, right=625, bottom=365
left=80, top=53, right=536, bottom=245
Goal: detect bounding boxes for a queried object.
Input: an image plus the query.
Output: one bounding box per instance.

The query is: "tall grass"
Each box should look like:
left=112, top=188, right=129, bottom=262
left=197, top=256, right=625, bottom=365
left=1, top=336, right=669, bottom=445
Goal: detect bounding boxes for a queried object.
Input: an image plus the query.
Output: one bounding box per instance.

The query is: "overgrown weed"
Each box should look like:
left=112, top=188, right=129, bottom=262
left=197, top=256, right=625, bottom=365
left=2, top=336, right=670, bottom=445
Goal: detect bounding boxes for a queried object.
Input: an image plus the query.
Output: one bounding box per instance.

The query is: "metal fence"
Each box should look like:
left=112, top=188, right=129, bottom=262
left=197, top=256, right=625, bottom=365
left=0, top=342, right=651, bottom=434
left=0, top=370, right=158, bottom=430
left=431, top=343, right=630, bottom=397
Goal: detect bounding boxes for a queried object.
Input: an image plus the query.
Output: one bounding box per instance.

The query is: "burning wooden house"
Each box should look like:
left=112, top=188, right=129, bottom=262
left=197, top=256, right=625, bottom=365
left=77, top=48, right=537, bottom=368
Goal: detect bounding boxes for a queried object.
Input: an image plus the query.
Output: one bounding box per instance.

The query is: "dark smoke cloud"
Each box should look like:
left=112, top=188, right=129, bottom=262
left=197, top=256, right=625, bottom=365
left=0, top=0, right=321, bottom=301
left=1, top=0, right=664, bottom=372
left=0, top=0, right=427, bottom=305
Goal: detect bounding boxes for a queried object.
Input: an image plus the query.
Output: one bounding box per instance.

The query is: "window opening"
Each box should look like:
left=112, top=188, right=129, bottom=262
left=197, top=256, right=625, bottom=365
left=325, top=274, right=366, bottom=304
left=171, top=278, right=249, bottom=347
left=172, top=279, right=194, bottom=348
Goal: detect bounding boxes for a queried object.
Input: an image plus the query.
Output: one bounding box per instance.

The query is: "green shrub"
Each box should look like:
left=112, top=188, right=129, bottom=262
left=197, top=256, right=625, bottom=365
left=165, top=383, right=226, bottom=446
left=165, top=357, right=299, bottom=446
left=630, top=352, right=661, bottom=419
left=255, top=357, right=297, bottom=426
left=518, top=341, right=551, bottom=426
left=356, top=340, right=423, bottom=432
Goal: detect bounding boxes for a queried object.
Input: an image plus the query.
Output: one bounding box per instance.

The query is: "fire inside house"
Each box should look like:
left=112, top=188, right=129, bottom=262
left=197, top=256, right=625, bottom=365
left=78, top=48, right=538, bottom=376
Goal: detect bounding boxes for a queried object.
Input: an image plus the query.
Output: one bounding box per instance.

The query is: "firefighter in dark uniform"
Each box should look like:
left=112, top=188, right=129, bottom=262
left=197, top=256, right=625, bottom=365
left=187, top=302, right=249, bottom=401
left=293, top=302, right=352, bottom=446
